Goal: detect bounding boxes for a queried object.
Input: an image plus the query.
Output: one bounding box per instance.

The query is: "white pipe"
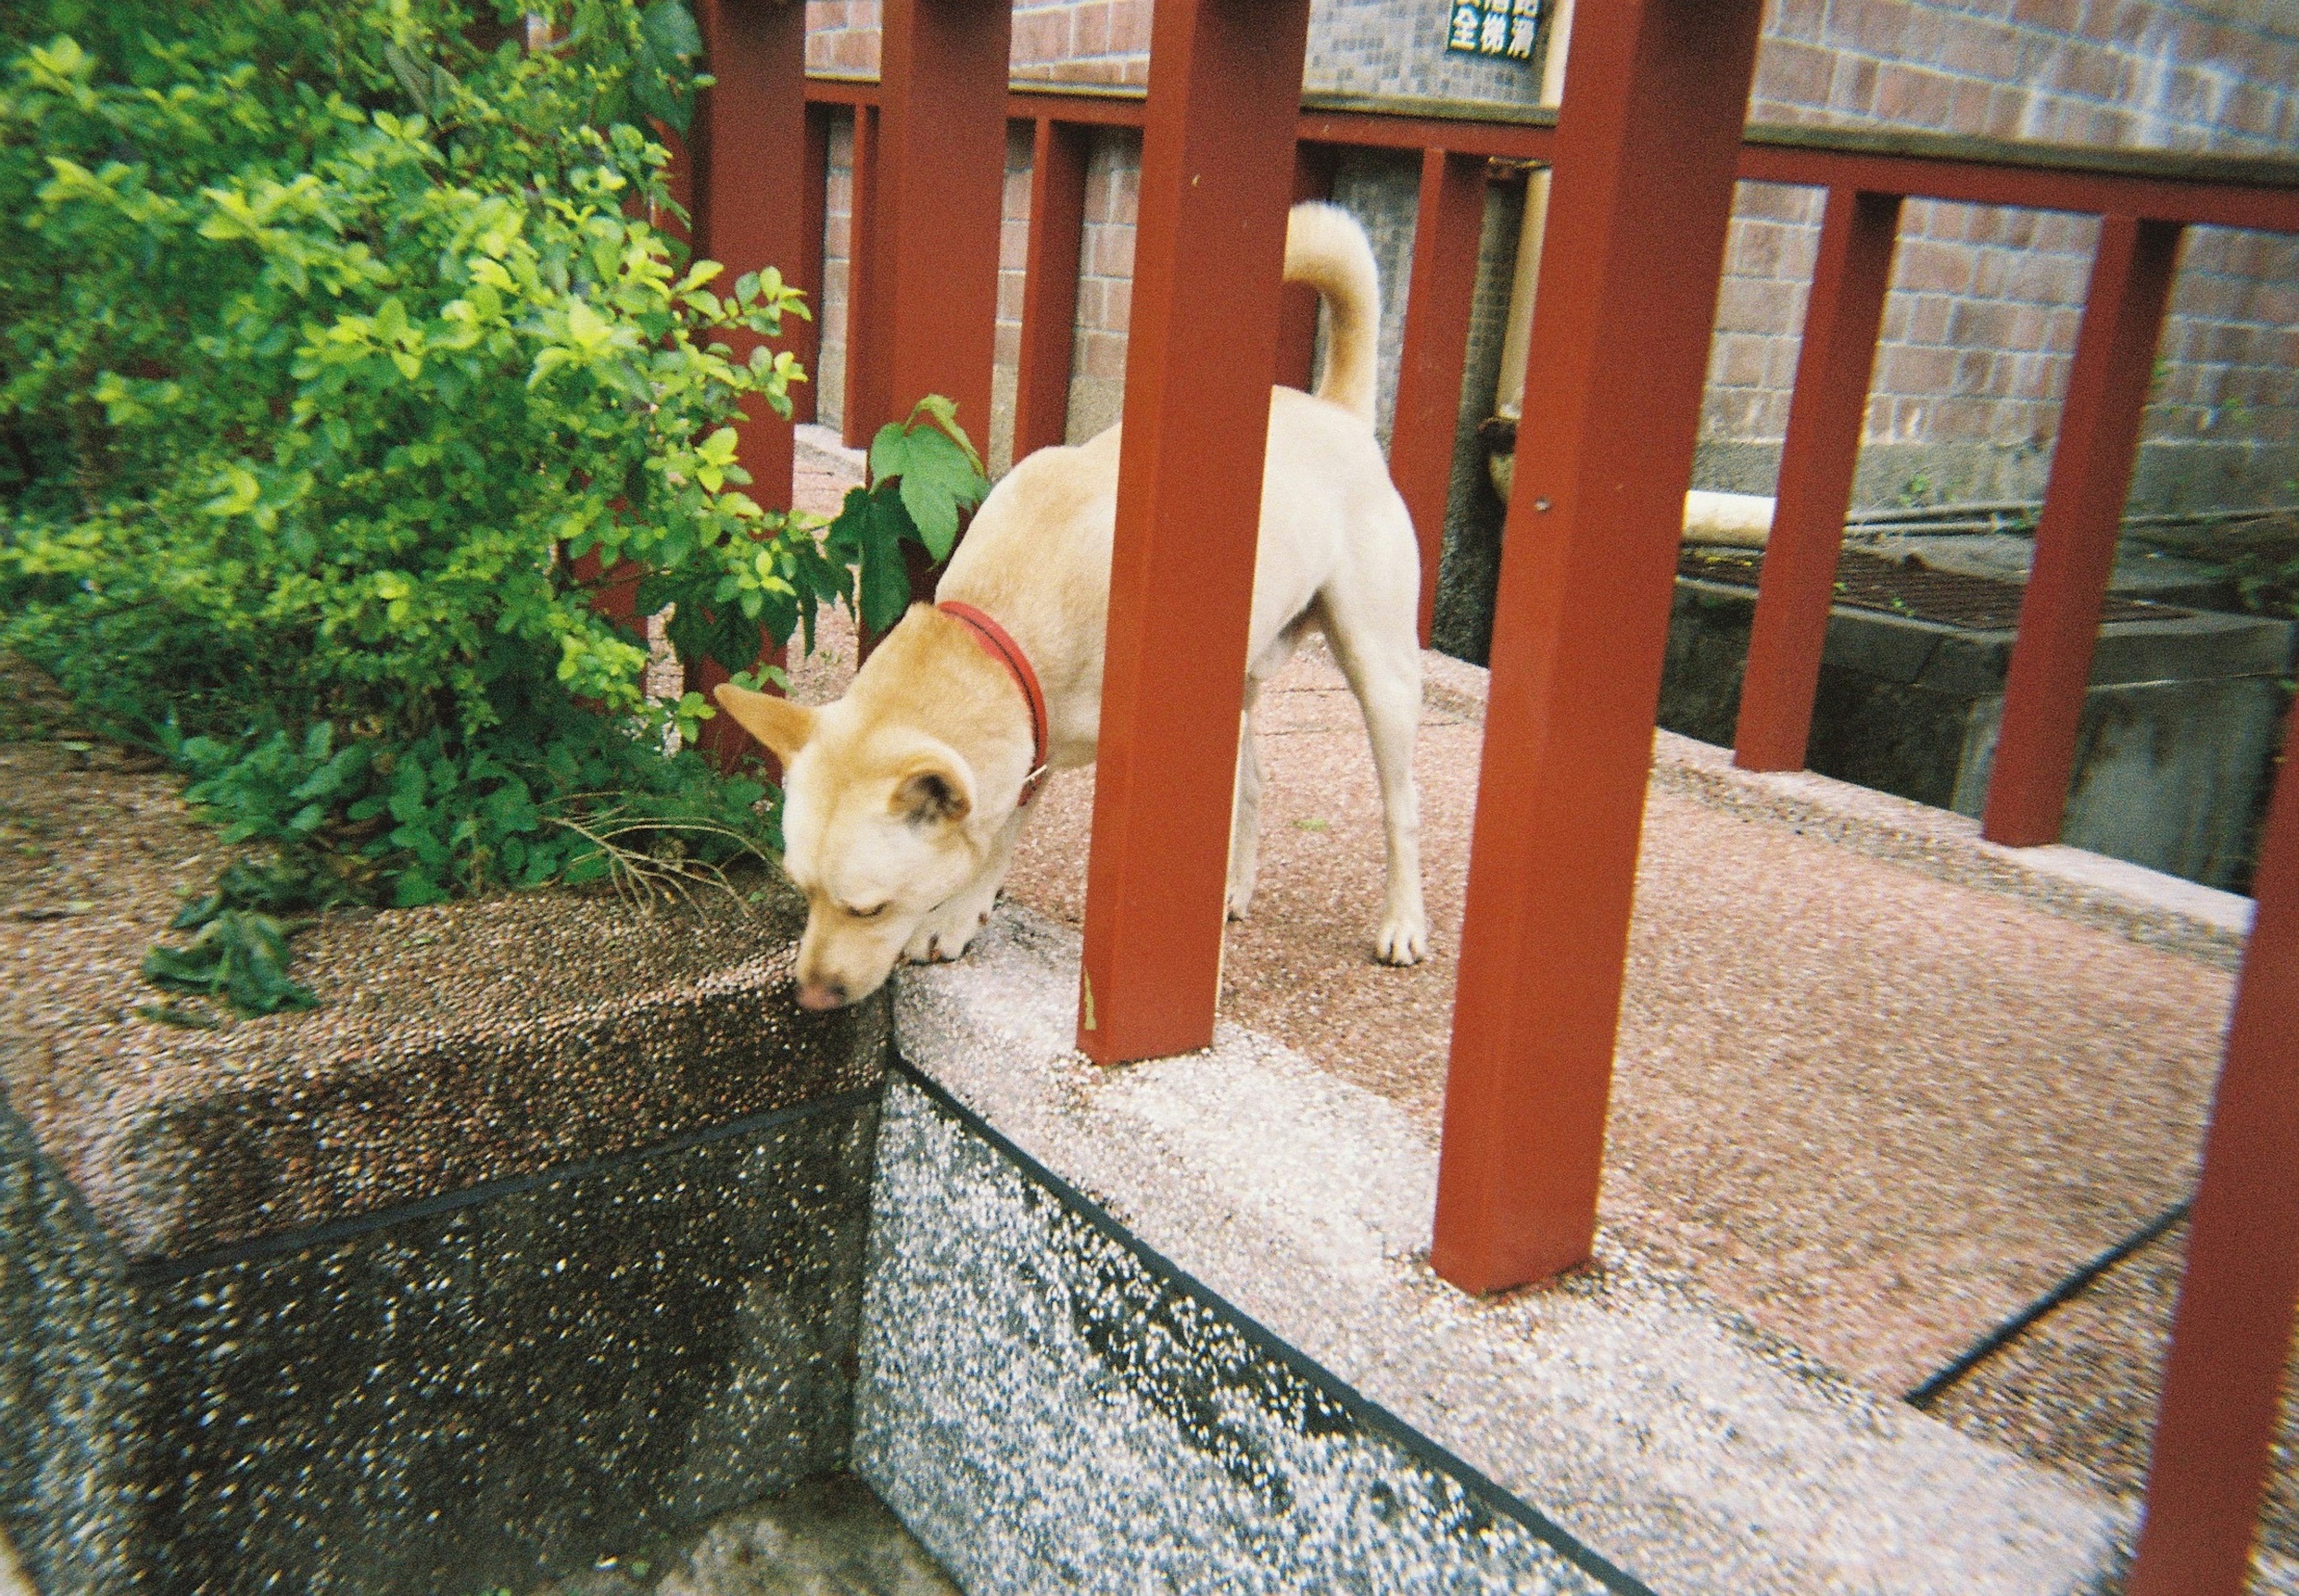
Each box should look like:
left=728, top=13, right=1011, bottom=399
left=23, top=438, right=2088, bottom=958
left=1491, top=0, right=1573, bottom=423
left=1482, top=0, right=1780, bottom=548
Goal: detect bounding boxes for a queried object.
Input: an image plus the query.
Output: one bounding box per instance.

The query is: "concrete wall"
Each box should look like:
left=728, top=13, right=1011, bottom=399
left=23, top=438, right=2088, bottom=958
left=803, top=1, right=2299, bottom=512
left=0, top=888, right=894, bottom=1596
left=854, top=1067, right=1634, bottom=1595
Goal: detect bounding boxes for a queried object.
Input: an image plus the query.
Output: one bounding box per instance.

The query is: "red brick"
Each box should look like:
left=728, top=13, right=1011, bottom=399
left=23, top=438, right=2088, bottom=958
left=1769, top=0, right=1827, bottom=44
left=2010, top=0, right=2082, bottom=33
left=1947, top=301, right=2018, bottom=348
left=1948, top=78, right=1994, bottom=134
left=1982, top=86, right=2031, bottom=139
left=1730, top=219, right=1791, bottom=279
left=2221, top=82, right=2283, bottom=143
left=1733, top=181, right=1819, bottom=224
left=1715, top=277, right=1801, bottom=336
left=1075, top=1, right=1111, bottom=59
left=1712, top=331, right=1769, bottom=387
left=1012, top=10, right=1065, bottom=65
left=1757, top=37, right=1834, bottom=107
left=1894, top=240, right=1974, bottom=296
left=1075, top=329, right=1126, bottom=381
left=1906, top=292, right=1955, bottom=345
left=1875, top=63, right=1955, bottom=126
left=1109, top=0, right=1150, bottom=54
left=1835, top=0, right=1909, bottom=57
left=1830, top=53, right=1880, bottom=115
left=2090, top=0, right=2151, bottom=50
left=1939, top=19, right=2024, bottom=81
left=1879, top=345, right=1959, bottom=393
left=2044, top=42, right=2125, bottom=103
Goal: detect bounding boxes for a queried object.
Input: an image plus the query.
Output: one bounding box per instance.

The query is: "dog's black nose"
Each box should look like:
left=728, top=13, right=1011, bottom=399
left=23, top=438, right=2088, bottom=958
left=796, top=976, right=848, bottom=1011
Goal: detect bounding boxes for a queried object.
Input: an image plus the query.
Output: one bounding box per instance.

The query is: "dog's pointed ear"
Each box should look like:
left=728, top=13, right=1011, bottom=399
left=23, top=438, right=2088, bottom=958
left=712, top=682, right=816, bottom=764
left=891, top=755, right=973, bottom=827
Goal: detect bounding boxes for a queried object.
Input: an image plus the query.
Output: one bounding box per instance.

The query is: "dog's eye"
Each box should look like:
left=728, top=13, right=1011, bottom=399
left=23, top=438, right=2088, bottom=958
left=844, top=902, right=888, bottom=920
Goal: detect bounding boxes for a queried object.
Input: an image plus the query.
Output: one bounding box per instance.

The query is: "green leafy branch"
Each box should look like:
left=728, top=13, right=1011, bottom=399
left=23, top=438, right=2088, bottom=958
left=823, top=397, right=990, bottom=636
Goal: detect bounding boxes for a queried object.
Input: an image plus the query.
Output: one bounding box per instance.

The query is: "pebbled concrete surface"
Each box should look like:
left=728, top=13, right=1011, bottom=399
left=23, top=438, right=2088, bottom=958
left=892, top=912, right=2121, bottom=1595
left=997, top=637, right=2239, bottom=1400
left=1928, top=1216, right=2299, bottom=1594
left=856, top=1070, right=1622, bottom=1595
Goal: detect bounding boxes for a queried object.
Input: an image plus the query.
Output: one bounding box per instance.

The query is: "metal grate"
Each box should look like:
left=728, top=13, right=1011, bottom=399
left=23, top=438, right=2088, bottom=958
left=1679, top=547, right=2193, bottom=631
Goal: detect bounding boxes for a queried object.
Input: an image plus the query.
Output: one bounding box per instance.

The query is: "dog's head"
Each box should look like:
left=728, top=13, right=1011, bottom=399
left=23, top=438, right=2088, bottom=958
left=715, top=682, right=984, bottom=1011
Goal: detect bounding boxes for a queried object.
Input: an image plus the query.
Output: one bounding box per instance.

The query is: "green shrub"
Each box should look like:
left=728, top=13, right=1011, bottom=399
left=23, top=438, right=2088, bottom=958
left=0, top=2, right=847, bottom=957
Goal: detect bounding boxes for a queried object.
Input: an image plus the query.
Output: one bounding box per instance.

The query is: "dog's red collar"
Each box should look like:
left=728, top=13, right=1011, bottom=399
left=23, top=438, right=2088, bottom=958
left=938, top=601, right=1050, bottom=806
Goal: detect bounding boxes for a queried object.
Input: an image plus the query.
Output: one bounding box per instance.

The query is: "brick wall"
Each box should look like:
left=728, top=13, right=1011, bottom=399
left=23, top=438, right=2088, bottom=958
left=1063, top=130, right=1142, bottom=444
left=1711, top=0, right=2299, bottom=506
left=803, top=1, right=2299, bottom=510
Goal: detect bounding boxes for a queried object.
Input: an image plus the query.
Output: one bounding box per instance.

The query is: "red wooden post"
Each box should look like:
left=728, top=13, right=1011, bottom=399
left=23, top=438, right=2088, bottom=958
left=1733, top=187, right=1903, bottom=771
left=841, top=106, right=883, bottom=450
left=793, top=105, right=832, bottom=426
left=1390, top=148, right=1487, bottom=648
left=1430, top=0, right=1768, bottom=1293
left=690, top=0, right=807, bottom=772
left=1982, top=216, right=2184, bottom=846
left=872, top=0, right=1011, bottom=459
left=692, top=0, right=807, bottom=513
left=1014, top=117, right=1091, bottom=460
left=1275, top=144, right=1340, bottom=392
left=2128, top=702, right=2299, bottom=1596
left=1077, top=0, right=1316, bottom=1064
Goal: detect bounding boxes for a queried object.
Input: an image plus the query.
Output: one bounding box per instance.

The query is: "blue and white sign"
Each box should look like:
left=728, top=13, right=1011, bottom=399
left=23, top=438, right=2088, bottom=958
left=1446, top=0, right=1538, bottom=62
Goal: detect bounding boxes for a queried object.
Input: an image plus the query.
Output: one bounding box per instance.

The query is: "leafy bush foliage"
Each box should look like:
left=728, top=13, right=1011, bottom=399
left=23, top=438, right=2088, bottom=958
left=820, top=393, right=990, bottom=637
left=0, top=1, right=845, bottom=942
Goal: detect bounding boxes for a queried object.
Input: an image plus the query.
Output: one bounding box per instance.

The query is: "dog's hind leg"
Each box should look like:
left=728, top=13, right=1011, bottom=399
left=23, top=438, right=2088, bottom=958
left=1227, top=688, right=1263, bottom=921
left=1227, top=614, right=1314, bottom=920
left=1318, top=574, right=1428, bottom=966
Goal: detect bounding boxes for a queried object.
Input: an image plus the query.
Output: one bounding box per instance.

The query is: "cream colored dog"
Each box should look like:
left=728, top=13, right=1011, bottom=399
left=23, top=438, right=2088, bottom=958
left=717, top=202, right=1427, bottom=1011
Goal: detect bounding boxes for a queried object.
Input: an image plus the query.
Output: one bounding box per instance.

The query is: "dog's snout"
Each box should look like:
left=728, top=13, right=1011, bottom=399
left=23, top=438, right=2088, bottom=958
left=796, top=976, right=850, bottom=1011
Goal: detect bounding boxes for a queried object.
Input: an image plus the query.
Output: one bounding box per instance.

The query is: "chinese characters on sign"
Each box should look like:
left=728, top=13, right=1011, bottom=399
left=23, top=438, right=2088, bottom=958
left=1446, top=0, right=1538, bottom=62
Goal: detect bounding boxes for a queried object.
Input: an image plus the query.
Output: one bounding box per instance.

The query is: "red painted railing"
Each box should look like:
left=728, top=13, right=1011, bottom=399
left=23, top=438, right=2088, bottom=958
left=691, top=4, right=2298, bottom=1589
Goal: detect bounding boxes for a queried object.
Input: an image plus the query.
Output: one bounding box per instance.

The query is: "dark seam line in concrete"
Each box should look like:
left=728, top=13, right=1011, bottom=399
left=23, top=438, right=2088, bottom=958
left=1904, top=1197, right=2194, bottom=1410
left=124, top=1084, right=882, bottom=1288
left=888, top=1057, right=1660, bottom=1596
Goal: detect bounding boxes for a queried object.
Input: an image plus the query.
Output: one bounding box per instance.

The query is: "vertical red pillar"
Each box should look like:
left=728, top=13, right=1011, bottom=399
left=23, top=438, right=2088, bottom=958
left=691, top=0, right=807, bottom=512
left=1077, top=0, right=1315, bottom=1064
left=1733, top=187, right=1903, bottom=771
left=1430, top=0, right=1767, bottom=1292
left=690, top=0, right=808, bottom=771
left=1982, top=216, right=2183, bottom=846
left=872, top=0, right=1011, bottom=456
left=2128, top=699, right=2299, bottom=1596
left=1390, top=148, right=1488, bottom=647
left=841, top=106, right=884, bottom=450
left=1275, top=145, right=1340, bottom=392
left=1014, top=118, right=1091, bottom=460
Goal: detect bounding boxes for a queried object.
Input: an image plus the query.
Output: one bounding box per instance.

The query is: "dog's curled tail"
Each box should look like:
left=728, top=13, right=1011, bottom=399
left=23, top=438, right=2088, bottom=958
left=1282, top=201, right=1380, bottom=426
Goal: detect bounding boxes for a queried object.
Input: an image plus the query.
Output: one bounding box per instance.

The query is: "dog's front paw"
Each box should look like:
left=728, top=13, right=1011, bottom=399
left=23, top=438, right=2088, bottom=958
left=1373, top=912, right=1428, bottom=966
left=903, top=900, right=994, bottom=965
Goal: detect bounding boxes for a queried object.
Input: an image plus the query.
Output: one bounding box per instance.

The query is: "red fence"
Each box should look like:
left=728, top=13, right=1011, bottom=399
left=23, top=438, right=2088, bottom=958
left=686, top=3, right=2299, bottom=1590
